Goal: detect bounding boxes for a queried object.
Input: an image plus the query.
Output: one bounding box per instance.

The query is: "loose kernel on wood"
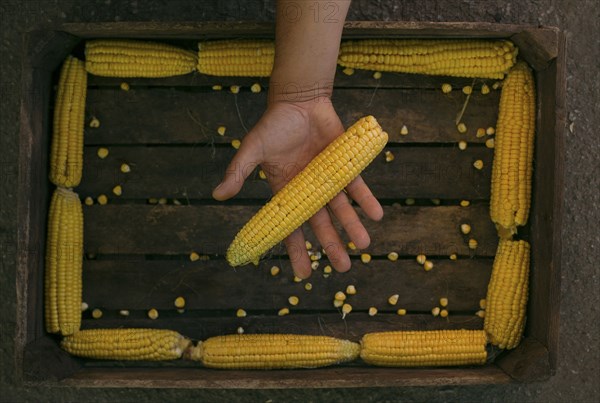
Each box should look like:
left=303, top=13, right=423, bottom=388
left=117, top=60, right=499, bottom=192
left=361, top=253, right=372, bottom=263
left=373, top=71, right=382, bottom=79
left=97, top=194, right=108, bottom=205
left=333, top=299, right=344, bottom=308
left=461, top=223, right=472, bottom=234
left=81, top=302, right=89, bottom=311
left=388, top=294, right=399, bottom=305
left=397, top=309, right=407, bottom=316
left=486, top=126, right=495, bottom=135
left=385, top=150, right=395, bottom=162
left=449, top=253, right=458, bottom=260
left=120, top=82, right=130, bottom=91
left=387, top=252, right=399, bottom=261
left=174, top=297, right=185, bottom=309
left=335, top=291, right=347, bottom=301
left=457, top=122, right=467, bottom=133
left=190, top=252, right=200, bottom=261
left=293, top=276, right=302, bottom=283
left=460, top=200, right=471, bottom=207
left=92, top=309, right=103, bottom=319
left=431, top=307, right=441, bottom=316
left=479, top=299, right=487, bottom=309
left=440, top=309, right=449, bottom=318
left=416, top=254, right=426, bottom=265
left=236, top=309, right=247, bottom=318
left=311, top=261, right=319, bottom=270
left=458, top=141, right=468, bottom=150
left=212, top=85, right=222, bottom=91
left=424, top=260, right=434, bottom=271
left=341, top=303, right=352, bottom=318
left=473, top=160, right=484, bottom=170
left=346, top=285, right=357, bottom=295
left=405, top=198, right=415, bottom=205
left=120, top=163, right=131, bottom=173
left=305, top=241, right=312, bottom=250
left=278, top=307, right=289, bottom=316
left=119, top=309, right=129, bottom=317
left=97, top=147, right=109, bottom=159
left=486, top=138, right=495, bottom=148
left=270, top=266, right=280, bottom=276
left=158, top=198, right=167, bottom=205
left=304, top=283, right=313, bottom=291
left=112, top=185, right=122, bottom=196
left=369, top=307, right=378, bottom=316
left=342, top=67, right=354, bottom=75
left=441, top=83, right=452, bottom=93
left=217, top=126, right=226, bottom=136
left=431, top=198, right=441, bottom=205
left=323, top=265, right=332, bottom=274
left=481, top=84, right=490, bottom=94
left=230, top=85, right=240, bottom=94
left=476, top=127, right=486, bottom=138
left=90, top=117, right=101, bottom=128
left=440, top=298, right=449, bottom=307
left=84, top=197, right=94, bottom=206
left=231, top=139, right=241, bottom=149
left=259, top=169, right=267, bottom=180
left=237, top=326, right=244, bottom=334
left=462, top=85, right=473, bottom=95
left=400, top=125, right=409, bottom=135
left=288, top=296, right=299, bottom=306
left=468, top=238, right=478, bottom=249
left=347, top=242, right=356, bottom=250
left=476, top=310, right=486, bottom=318
left=147, top=308, right=159, bottom=320
left=250, top=83, right=262, bottom=93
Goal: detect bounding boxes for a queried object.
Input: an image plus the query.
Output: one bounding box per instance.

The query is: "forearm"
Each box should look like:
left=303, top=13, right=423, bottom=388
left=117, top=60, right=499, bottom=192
left=270, top=0, right=350, bottom=104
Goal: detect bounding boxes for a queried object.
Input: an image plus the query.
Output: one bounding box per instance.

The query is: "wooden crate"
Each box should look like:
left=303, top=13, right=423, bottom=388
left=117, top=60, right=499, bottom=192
left=16, top=22, right=565, bottom=388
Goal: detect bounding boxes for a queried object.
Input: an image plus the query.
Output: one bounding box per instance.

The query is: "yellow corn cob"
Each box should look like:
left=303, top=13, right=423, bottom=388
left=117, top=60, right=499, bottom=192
left=338, top=39, right=518, bottom=79
left=484, top=239, right=530, bottom=349
left=49, top=56, right=87, bottom=188
left=360, top=329, right=488, bottom=367
left=85, top=40, right=197, bottom=78
left=490, top=62, right=536, bottom=238
left=45, top=188, right=83, bottom=335
left=227, top=116, right=387, bottom=266
left=61, top=328, right=191, bottom=360
left=185, top=334, right=360, bottom=369
left=197, top=40, right=274, bottom=77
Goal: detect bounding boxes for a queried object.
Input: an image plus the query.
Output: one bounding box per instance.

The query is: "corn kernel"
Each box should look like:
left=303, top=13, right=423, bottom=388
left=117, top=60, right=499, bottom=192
left=384, top=150, right=395, bottom=162
left=177, top=309, right=185, bottom=314
left=311, top=261, right=320, bottom=270
left=449, top=253, right=458, bottom=260
left=476, top=310, right=486, bottom=318
left=440, top=298, right=449, bottom=307
left=236, top=309, right=247, bottom=318
left=468, top=238, right=478, bottom=249
left=288, top=296, right=299, bottom=306
left=373, top=71, right=382, bottom=79
left=476, top=127, right=486, bottom=138
left=259, top=169, right=267, bottom=180
left=158, top=198, right=167, bottom=205
left=486, top=126, right=495, bottom=135
left=369, top=307, right=378, bottom=316
left=431, top=307, right=440, bottom=316
left=97, top=147, right=109, bottom=159
left=388, top=294, right=399, bottom=305
left=342, top=67, right=354, bottom=75
left=304, top=282, right=312, bottom=291
left=120, top=163, right=131, bottom=173
left=212, top=85, right=222, bottom=91
left=347, top=242, right=356, bottom=250
left=440, top=309, right=449, bottom=318
left=441, top=83, right=452, bottom=93
left=174, top=297, right=185, bottom=309
left=424, top=260, right=434, bottom=271
left=230, top=85, right=240, bottom=94
left=97, top=194, right=108, bottom=205
left=481, top=84, right=490, bottom=94
left=333, top=299, right=343, bottom=308
left=217, top=126, right=226, bottom=136
left=397, top=308, right=407, bottom=316
left=231, top=139, right=241, bottom=149
left=473, top=160, right=484, bottom=170
left=479, top=299, right=487, bottom=309
left=148, top=198, right=158, bottom=204
left=120, top=82, right=130, bottom=91
left=462, top=85, right=473, bottom=95
left=457, top=122, right=467, bottom=133
left=305, top=241, right=312, bottom=250
left=460, top=223, right=472, bottom=234
left=431, top=198, right=441, bottom=205
left=112, top=185, right=122, bottom=196
left=387, top=252, right=399, bottom=261
left=250, top=83, right=262, bottom=93
left=147, top=308, right=159, bottom=320
left=400, top=125, right=409, bottom=135
left=81, top=302, right=89, bottom=311
left=190, top=252, right=200, bottom=261
left=361, top=253, right=372, bottom=263
left=405, top=198, right=415, bottom=206
left=492, top=81, right=502, bottom=90
left=89, top=117, right=101, bottom=128
left=172, top=199, right=181, bottom=206
left=84, top=197, right=94, bottom=206
left=346, top=285, right=357, bottom=295
left=323, top=265, right=332, bottom=274
left=335, top=291, right=347, bottom=301
left=341, top=303, right=352, bottom=318
left=237, top=326, right=244, bottom=334
left=485, top=138, right=495, bottom=148
left=416, top=254, right=426, bottom=265
left=119, top=309, right=129, bottom=317
left=458, top=141, right=468, bottom=150
left=270, top=266, right=280, bottom=276
left=278, top=307, right=289, bottom=316
left=460, top=200, right=471, bottom=207
left=92, top=308, right=103, bottom=319
left=293, top=276, right=302, bottom=283
left=310, top=251, right=322, bottom=261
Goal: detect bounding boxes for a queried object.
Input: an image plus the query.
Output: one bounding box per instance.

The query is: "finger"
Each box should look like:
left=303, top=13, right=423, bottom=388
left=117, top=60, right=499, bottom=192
left=212, top=136, right=263, bottom=201
left=308, top=208, right=351, bottom=273
left=328, top=192, right=370, bottom=249
left=284, top=228, right=312, bottom=279
left=346, top=175, right=384, bottom=221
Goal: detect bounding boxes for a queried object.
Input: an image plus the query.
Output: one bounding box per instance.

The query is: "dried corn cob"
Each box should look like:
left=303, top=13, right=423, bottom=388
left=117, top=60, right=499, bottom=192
left=197, top=40, right=274, bottom=77
left=361, top=329, right=487, bottom=367
left=484, top=239, right=530, bottom=349
left=490, top=62, right=536, bottom=238
left=338, top=39, right=517, bottom=79
left=45, top=188, right=83, bottom=335
left=49, top=56, right=87, bottom=188
left=85, top=40, right=197, bottom=78
left=185, top=334, right=360, bottom=369
left=227, top=116, right=387, bottom=266
left=61, top=328, right=190, bottom=360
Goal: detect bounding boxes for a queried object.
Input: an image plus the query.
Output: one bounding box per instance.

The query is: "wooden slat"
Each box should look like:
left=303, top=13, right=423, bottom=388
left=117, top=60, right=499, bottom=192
left=82, top=259, right=491, bottom=311
left=84, top=205, right=499, bottom=256
left=78, top=146, right=493, bottom=200
left=83, top=87, right=498, bottom=144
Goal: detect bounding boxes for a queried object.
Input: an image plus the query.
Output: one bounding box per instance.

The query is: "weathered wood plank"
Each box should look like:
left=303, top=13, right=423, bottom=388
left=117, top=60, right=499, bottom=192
left=84, top=205, right=498, bottom=256
left=78, top=146, right=493, bottom=200
left=83, top=87, right=498, bottom=144
left=82, top=259, right=491, bottom=311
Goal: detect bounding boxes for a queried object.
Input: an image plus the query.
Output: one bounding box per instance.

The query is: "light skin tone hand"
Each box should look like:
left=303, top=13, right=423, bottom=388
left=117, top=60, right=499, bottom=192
left=213, top=0, right=383, bottom=278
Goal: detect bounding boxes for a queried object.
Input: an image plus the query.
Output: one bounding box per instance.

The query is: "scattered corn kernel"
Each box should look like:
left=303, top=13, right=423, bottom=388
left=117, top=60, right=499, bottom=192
left=148, top=198, right=158, bottom=204
left=369, top=307, right=378, bottom=316
left=479, top=299, right=487, bottom=309
left=440, top=309, right=449, bottom=318
left=236, top=309, right=247, bottom=318
left=278, top=307, right=290, bottom=316
left=400, top=125, right=409, bottom=135
left=258, top=169, right=267, bottom=180
left=311, top=261, right=320, bottom=270
left=189, top=252, right=200, bottom=261
left=347, top=242, right=356, bottom=250
left=237, top=326, right=244, bottom=334
left=481, top=84, right=490, bottom=95
left=112, top=185, right=122, bottom=196
left=346, top=285, right=357, bottom=295
left=476, top=127, right=486, bottom=138
left=449, top=253, right=458, bottom=260
left=473, top=160, right=484, bottom=170
left=91, top=308, right=103, bottom=319
left=458, top=141, right=468, bottom=150
left=387, top=252, right=399, bottom=261
left=468, top=238, right=478, bottom=250
left=304, top=283, right=312, bottom=291
left=89, top=117, right=101, bottom=128
left=486, top=126, right=495, bottom=135
left=476, top=310, right=486, bottom=318
left=333, top=299, right=344, bottom=308
left=174, top=297, right=185, bottom=309
left=492, top=81, right=502, bottom=90
left=460, top=200, right=471, bottom=207
left=293, top=276, right=302, bottom=283
left=97, top=194, right=108, bottom=205
left=250, top=83, right=262, bottom=93
left=147, top=308, right=159, bottom=320
left=460, top=223, right=472, bottom=234
left=120, top=82, right=130, bottom=91
left=120, top=163, right=131, bottom=173
left=84, top=197, right=94, bottom=206
left=335, top=291, right=347, bottom=301
left=405, top=198, right=415, bottom=206
left=361, top=253, right=372, bottom=263
left=384, top=150, right=395, bottom=162
left=212, top=85, right=222, bottom=91
left=323, top=265, right=332, bottom=274
left=119, top=309, right=129, bottom=317
left=373, top=71, right=382, bottom=79
left=341, top=303, right=352, bottom=318
left=270, top=266, right=280, bottom=276
left=431, top=198, right=441, bottom=205
left=230, top=85, right=240, bottom=94
left=81, top=302, right=89, bottom=311
left=424, top=260, right=434, bottom=271
left=416, top=254, right=427, bottom=265
left=217, top=126, right=226, bottom=136
left=342, top=67, right=354, bottom=75
left=457, top=122, right=467, bottom=133
left=397, top=308, right=407, bottom=316
left=440, top=298, right=449, bottom=307
left=158, top=198, right=167, bottom=205
left=441, top=83, right=452, bottom=93
left=485, top=138, right=495, bottom=148
left=431, top=307, right=440, bottom=317
left=97, top=147, right=109, bottom=158
left=231, top=139, right=241, bottom=149
left=177, top=309, right=185, bottom=314
left=305, top=241, right=312, bottom=250
left=388, top=294, right=399, bottom=305
left=462, top=85, right=473, bottom=95
left=310, top=251, right=322, bottom=261
left=172, top=199, right=182, bottom=205
left=288, top=296, right=299, bottom=306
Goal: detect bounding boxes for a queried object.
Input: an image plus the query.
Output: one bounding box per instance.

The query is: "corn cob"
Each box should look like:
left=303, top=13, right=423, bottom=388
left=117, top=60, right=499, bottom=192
left=85, top=40, right=197, bottom=78
left=338, top=39, right=517, bottom=79
left=49, top=56, right=87, bottom=188
left=185, top=334, right=360, bottom=369
left=45, top=188, right=83, bottom=335
left=484, top=239, right=530, bottom=349
left=227, top=116, right=388, bottom=266
left=360, top=329, right=487, bottom=367
left=61, top=328, right=191, bottom=360
left=197, top=40, right=274, bottom=77
left=490, top=62, right=536, bottom=238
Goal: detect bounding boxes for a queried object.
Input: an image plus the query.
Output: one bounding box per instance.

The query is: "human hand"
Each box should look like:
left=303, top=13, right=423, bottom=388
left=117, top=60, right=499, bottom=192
left=213, top=97, right=383, bottom=278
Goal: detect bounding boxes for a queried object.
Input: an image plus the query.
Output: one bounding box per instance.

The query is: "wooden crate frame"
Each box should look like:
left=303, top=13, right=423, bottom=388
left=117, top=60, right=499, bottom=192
left=16, top=21, right=565, bottom=388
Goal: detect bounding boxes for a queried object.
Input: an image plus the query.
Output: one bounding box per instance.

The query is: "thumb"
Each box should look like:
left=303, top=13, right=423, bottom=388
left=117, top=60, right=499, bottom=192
left=212, top=136, right=263, bottom=201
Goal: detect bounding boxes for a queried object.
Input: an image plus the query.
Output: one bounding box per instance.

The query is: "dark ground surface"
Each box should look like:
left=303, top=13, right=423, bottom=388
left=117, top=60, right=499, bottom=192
left=1, top=1, right=599, bottom=402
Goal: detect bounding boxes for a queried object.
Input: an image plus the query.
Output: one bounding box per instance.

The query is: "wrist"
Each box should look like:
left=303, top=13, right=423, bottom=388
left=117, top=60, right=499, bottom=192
left=268, top=79, right=333, bottom=105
